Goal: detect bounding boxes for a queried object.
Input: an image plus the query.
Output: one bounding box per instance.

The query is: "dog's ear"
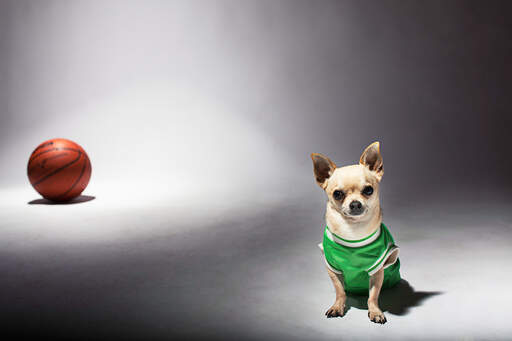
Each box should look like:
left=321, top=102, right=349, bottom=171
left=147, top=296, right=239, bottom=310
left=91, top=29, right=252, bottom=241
left=359, top=141, right=384, bottom=181
left=311, top=153, right=336, bottom=189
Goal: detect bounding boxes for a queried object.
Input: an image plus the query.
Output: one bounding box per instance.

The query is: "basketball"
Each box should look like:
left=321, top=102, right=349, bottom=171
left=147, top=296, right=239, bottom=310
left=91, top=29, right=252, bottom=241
left=27, top=138, right=92, bottom=202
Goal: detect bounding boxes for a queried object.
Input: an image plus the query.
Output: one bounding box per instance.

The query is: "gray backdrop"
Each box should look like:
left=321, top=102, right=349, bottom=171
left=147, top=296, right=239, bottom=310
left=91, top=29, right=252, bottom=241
left=1, top=1, right=511, bottom=340
left=1, top=0, right=511, bottom=197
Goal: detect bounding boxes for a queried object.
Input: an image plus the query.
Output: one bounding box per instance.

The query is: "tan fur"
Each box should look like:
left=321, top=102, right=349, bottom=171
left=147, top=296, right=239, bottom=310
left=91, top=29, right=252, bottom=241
left=368, top=268, right=386, bottom=323
left=312, top=141, right=390, bottom=324
left=324, top=267, right=347, bottom=318
left=324, top=164, right=382, bottom=240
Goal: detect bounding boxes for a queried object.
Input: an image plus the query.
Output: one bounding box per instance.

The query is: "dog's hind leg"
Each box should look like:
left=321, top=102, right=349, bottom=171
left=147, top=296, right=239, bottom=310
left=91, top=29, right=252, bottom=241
left=368, top=268, right=386, bottom=324
left=325, top=266, right=347, bottom=318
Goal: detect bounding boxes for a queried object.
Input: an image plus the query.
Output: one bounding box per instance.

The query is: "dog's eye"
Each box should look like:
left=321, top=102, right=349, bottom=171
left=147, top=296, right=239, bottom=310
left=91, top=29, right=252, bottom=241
left=333, top=190, right=344, bottom=200
left=362, top=186, right=374, bottom=196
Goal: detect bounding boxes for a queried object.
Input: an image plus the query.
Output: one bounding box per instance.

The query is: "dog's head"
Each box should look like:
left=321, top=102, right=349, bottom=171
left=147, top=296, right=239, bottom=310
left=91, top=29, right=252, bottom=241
left=311, top=142, right=383, bottom=222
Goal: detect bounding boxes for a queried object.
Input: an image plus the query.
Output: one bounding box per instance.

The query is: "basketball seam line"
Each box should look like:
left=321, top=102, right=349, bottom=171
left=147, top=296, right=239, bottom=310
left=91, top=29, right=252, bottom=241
left=32, top=151, right=82, bottom=186
left=28, top=147, right=81, bottom=166
left=27, top=152, right=69, bottom=174
left=32, top=141, right=54, bottom=153
left=54, top=157, right=89, bottom=200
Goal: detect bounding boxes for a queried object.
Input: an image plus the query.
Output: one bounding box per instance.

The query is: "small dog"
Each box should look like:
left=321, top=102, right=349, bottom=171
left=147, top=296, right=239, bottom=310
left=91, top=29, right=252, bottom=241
left=311, top=142, right=400, bottom=324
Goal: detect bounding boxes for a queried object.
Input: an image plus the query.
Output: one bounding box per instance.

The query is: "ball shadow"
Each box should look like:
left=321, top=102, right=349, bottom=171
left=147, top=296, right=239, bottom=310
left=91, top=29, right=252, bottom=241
left=345, top=279, right=443, bottom=315
left=28, top=195, right=96, bottom=205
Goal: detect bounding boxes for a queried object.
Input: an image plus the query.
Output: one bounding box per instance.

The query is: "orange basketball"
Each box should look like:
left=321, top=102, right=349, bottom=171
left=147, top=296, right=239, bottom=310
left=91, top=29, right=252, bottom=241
left=27, top=138, right=92, bottom=202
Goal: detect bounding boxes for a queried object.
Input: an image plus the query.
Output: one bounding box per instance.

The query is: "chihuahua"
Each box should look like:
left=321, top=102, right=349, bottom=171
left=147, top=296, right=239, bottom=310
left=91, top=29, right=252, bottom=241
left=311, top=142, right=400, bottom=324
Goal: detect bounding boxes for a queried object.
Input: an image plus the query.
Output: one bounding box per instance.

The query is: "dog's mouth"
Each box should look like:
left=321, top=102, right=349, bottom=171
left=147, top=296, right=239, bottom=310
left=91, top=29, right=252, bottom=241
left=342, top=208, right=368, bottom=219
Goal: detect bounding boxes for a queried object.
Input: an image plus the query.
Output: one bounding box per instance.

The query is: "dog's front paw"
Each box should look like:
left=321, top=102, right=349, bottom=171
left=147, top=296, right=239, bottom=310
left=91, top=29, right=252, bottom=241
left=368, top=309, right=387, bottom=324
left=325, top=302, right=346, bottom=318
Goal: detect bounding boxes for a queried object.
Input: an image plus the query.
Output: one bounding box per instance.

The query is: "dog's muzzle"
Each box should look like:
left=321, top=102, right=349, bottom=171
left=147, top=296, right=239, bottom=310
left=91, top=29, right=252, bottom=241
left=348, top=200, right=364, bottom=216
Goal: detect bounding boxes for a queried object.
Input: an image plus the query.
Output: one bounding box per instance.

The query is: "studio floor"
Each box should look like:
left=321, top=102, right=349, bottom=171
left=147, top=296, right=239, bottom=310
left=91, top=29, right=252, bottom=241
left=1, top=185, right=510, bottom=340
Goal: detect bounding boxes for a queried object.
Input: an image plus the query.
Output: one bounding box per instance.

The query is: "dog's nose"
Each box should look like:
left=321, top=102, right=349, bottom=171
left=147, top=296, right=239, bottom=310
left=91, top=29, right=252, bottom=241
left=349, top=200, right=364, bottom=215
left=349, top=200, right=362, bottom=210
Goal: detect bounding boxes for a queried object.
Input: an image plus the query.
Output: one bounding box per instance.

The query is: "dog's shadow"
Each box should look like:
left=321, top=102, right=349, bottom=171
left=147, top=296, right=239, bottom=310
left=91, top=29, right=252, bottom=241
left=346, top=279, right=442, bottom=315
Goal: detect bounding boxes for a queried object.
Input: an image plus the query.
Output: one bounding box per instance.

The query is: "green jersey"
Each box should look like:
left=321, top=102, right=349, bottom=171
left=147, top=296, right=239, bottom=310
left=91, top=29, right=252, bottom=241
left=319, top=223, right=401, bottom=295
